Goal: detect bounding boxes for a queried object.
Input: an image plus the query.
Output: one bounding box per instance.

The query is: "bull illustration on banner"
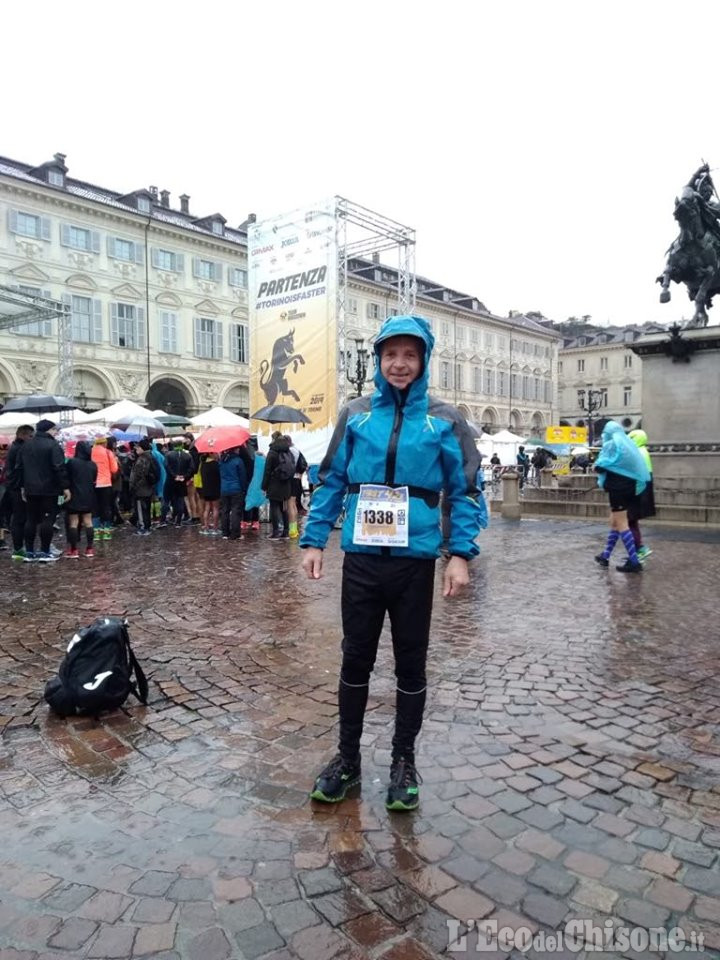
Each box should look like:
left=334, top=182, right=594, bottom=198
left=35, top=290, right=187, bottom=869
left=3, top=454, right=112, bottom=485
left=259, top=328, right=306, bottom=404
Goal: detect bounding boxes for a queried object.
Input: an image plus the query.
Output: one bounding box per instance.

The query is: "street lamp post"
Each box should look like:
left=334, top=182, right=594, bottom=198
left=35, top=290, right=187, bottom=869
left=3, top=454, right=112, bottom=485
left=346, top=337, right=373, bottom=398
left=578, top=386, right=604, bottom=445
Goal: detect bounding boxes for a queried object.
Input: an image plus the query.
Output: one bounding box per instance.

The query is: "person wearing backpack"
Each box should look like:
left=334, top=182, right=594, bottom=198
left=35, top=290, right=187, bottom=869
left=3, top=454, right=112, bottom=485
left=262, top=432, right=294, bottom=540
left=219, top=446, right=251, bottom=540
left=129, top=439, right=159, bottom=536
left=65, top=441, right=98, bottom=558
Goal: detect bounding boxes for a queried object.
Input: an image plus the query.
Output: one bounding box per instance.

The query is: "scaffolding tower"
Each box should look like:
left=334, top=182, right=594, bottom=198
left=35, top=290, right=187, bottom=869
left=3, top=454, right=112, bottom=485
left=0, top=286, right=73, bottom=400
left=335, top=198, right=416, bottom=408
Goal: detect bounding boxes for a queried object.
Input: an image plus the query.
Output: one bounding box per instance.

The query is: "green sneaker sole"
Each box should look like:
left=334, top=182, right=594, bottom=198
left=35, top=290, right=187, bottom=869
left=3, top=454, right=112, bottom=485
left=386, top=797, right=419, bottom=812
left=309, top=776, right=360, bottom=803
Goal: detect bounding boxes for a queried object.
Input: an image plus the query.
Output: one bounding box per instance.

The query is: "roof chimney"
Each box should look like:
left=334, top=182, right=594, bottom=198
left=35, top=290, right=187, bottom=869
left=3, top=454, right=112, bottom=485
left=180, top=194, right=190, bottom=214
left=148, top=185, right=158, bottom=200
left=247, top=212, right=257, bottom=224
left=160, top=190, right=170, bottom=209
left=372, top=252, right=380, bottom=264
left=53, top=153, right=67, bottom=166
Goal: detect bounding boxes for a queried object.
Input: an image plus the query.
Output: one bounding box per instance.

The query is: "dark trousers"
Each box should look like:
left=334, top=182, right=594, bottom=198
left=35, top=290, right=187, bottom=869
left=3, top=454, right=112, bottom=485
left=243, top=507, right=259, bottom=522
left=221, top=493, right=244, bottom=539
left=137, top=497, right=152, bottom=531
left=338, top=553, right=435, bottom=763
left=269, top=499, right=288, bottom=536
left=169, top=480, right=187, bottom=524
left=96, top=487, right=114, bottom=525
left=9, top=490, right=27, bottom=551
left=24, top=494, right=59, bottom=553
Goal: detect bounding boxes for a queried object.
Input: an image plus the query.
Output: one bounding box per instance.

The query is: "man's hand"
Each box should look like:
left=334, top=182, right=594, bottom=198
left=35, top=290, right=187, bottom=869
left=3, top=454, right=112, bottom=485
left=63, top=489, right=71, bottom=503
left=301, top=547, right=324, bottom=580
left=443, top=556, right=469, bottom=597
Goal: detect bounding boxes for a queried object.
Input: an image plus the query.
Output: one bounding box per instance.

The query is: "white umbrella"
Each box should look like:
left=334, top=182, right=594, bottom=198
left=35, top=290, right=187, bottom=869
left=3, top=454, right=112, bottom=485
left=190, top=406, right=250, bottom=428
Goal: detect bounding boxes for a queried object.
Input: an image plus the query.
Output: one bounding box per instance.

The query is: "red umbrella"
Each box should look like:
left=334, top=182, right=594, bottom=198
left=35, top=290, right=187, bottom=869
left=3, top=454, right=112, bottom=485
left=195, top=425, right=251, bottom=453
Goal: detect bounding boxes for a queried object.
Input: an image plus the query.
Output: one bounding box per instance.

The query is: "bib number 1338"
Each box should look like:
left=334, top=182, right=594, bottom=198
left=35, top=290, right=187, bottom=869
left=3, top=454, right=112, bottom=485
left=353, top=484, right=409, bottom=547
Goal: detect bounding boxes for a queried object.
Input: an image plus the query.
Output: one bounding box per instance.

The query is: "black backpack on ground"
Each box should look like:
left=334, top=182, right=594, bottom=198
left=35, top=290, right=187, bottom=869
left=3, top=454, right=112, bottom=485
left=272, top=449, right=296, bottom=481
left=44, top=617, right=148, bottom=717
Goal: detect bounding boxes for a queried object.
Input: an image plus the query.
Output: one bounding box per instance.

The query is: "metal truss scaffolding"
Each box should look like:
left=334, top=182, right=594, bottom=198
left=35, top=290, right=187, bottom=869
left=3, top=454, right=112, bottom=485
left=0, top=285, right=73, bottom=400
left=334, top=198, right=416, bottom=407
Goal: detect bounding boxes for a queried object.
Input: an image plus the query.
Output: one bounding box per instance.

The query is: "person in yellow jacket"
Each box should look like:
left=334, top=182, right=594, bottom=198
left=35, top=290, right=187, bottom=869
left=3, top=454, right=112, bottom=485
left=627, top=429, right=655, bottom=561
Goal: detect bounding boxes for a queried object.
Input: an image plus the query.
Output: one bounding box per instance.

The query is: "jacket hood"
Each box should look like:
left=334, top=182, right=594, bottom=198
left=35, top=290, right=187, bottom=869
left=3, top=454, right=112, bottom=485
left=601, top=421, right=625, bottom=443
left=372, top=314, right=434, bottom=403
left=628, top=429, right=648, bottom=448
left=75, top=441, right=92, bottom=461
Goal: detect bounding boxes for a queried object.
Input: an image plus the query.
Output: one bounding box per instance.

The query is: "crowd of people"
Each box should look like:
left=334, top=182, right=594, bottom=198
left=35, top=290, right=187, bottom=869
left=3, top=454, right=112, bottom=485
left=0, top=421, right=309, bottom=562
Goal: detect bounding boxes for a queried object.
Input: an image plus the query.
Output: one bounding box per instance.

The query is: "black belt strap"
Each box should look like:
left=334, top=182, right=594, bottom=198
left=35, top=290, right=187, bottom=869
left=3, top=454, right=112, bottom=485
left=347, top=483, right=439, bottom=508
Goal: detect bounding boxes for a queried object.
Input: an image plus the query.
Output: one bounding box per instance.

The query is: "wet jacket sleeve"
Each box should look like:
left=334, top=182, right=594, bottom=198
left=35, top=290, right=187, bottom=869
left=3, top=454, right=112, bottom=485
left=300, top=405, right=352, bottom=549
left=440, top=418, right=482, bottom=559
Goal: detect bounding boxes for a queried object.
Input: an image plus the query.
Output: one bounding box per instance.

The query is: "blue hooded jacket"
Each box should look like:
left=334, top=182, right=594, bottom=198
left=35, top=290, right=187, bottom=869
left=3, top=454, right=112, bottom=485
left=595, top=421, right=650, bottom=495
left=151, top=445, right=167, bottom=499
left=300, top=314, right=483, bottom=559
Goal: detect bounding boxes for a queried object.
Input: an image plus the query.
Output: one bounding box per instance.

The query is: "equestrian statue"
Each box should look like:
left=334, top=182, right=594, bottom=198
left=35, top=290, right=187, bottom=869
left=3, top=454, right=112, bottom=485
left=658, top=162, right=720, bottom=328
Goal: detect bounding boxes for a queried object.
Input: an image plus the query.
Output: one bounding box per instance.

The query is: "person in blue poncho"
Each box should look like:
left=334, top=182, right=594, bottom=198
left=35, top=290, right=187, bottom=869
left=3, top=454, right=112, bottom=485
left=593, top=421, right=650, bottom=573
left=300, top=315, right=483, bottom=812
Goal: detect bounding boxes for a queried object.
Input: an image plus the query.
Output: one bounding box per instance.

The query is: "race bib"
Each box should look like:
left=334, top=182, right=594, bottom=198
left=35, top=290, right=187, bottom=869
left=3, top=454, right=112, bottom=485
left=353, top=484, right=409, bottom=547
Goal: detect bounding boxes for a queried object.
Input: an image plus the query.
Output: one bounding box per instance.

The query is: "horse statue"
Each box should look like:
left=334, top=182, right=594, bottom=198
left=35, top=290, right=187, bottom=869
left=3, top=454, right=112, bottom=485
left=657, top=163, right=720, bottom=328
left=258, top=328, right=305, bottom=404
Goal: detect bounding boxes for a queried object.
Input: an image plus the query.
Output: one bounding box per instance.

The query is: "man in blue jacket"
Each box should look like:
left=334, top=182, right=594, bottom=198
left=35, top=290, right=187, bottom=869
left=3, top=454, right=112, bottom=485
left=300, top=315, right=483, bottom=811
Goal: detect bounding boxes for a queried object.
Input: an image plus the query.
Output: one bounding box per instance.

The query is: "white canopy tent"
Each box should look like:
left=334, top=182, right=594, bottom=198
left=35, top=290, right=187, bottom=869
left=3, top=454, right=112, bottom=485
left=0, top=411, right=40, bottom=429
left=191, top=406, right=250, bottom=428
left=480, top=428, right=527, bottom=466
left=80, top=399, right=152, bottom=425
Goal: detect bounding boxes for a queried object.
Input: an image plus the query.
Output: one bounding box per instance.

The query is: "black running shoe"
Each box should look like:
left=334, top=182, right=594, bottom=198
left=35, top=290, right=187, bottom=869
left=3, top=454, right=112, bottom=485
left=616, top=559, right=642, bottom=573
left=309, top=754, right=361, bottom=803
left=386, top=757, right=422, bottom=811
left=594, top=554, right=609, bottom=567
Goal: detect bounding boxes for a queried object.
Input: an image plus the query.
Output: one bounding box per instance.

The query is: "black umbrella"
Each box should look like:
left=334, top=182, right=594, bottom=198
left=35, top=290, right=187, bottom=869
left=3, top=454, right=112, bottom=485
left=251, top=404, right=312, bottom=425
left=1, top=393, right=78, bottom=413
left=156, top=414, right=192, bottom=426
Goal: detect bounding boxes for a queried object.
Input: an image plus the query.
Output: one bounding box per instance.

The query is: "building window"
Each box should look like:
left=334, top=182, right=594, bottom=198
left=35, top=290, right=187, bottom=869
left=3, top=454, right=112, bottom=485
left=48, top=169, right=64, bottom=187
left=152, top=248, right=184, bottom=272
left=522, top=375, right=530, bottom=399
left=367, top=302, right=380, bottom=320
left=455, top=363, right=464, bottom=391
left=497, top=370, right=507, bottom=396
left=137, top=197, right=151, bottom=214
left=108, top=236, right=143, bottom=263
left=600, top=356, right=608, bottom=370
left=441, top=321, right=450, bottom=339
left=12, top=285, right=52, bottom=337
left=544, top=379, right=552, bottom=403
left=484, top=368, right=495, bottom=395
left=470, top=328, right=479, bottom=345
left=456, top=326, right=466, bottom=345
left=599, top=387, right=608, bottom=406
left=10, top=210, right=51, bottom=240
left=577, top=358, right=585, bottom=372
left=159, top=311, right=178, bottom=353
left=192, top=257, right=222, bottom=282
left=473, top=366, right=482, bottom=394
left=228, top=267, right=248, bottom=288
left=194, top=316, right=223, bottom=359
left=623, top=385, right=632, bottom=406
left=558, top=360, right=563, bottom=373
left=230, top=322, right=249, bottom=363
left=69, top=295, right=102, bottom=343
left=498, top=335, right=507, bottom=351
left=484, top=332, right=494, bottom=349
left=347, top=297, right=358, bottom=315
left=440, top=361, right=450, bottom=390
left=624, top=354, right=633, bottom=368
left=577, top=389, right=585, bottom=406
left=61, top=223, right=100, bottom=253
left=510, top=372, right=519, bottom=397
left=212, top=221, right=224, bottom=236
left=534, top=377, right=541, bottom=400
left=111, top=302, right=145, bottom=349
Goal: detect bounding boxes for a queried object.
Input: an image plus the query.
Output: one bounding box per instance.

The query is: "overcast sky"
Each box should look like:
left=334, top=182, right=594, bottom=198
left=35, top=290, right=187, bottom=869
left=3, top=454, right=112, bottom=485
left=4, top=0, right=717, bottom=327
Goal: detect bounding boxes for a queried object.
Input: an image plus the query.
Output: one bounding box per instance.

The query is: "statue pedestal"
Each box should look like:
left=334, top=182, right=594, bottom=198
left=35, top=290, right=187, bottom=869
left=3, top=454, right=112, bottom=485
left=632, top=327, right=720, bottom=522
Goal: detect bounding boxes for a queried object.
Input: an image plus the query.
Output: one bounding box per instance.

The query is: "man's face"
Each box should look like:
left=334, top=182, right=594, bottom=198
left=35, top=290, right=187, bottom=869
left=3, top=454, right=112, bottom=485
left=380, top=336, right=423, bottom=390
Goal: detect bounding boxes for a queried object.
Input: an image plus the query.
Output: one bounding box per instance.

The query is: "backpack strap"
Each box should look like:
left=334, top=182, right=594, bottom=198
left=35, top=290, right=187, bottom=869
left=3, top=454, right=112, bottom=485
left=127, top=647, right=149, bottom=704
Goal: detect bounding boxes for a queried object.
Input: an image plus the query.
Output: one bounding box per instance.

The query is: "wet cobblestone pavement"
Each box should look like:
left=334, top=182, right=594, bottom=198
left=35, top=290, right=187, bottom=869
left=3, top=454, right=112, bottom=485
left=1, top=518, right=719, bottom=960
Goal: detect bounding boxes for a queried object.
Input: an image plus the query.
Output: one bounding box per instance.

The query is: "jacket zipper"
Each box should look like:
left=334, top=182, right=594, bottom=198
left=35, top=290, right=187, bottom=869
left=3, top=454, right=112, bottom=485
left=385, top=392, right=406, bottom=485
